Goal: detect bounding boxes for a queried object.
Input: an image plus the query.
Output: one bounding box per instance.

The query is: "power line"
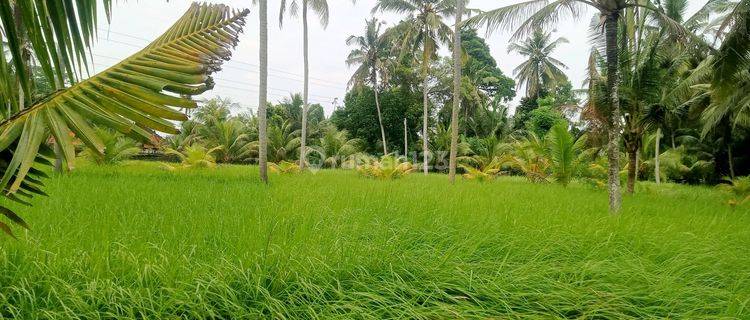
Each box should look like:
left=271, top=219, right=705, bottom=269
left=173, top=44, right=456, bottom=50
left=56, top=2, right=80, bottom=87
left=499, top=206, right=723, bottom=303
left=90, top=53, right=341, bottom=100
left=213, top=77, right=337, bottom=100
left=91, top=47, right=348, bottom=90
left=90, top=62, right=334, bottom=106
left=95, top=28, right=349, bottom=88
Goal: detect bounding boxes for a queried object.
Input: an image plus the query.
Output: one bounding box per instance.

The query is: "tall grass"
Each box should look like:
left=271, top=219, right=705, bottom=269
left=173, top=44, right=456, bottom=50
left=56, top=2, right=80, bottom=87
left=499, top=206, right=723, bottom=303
left=0, top=161, right=748, bottom=318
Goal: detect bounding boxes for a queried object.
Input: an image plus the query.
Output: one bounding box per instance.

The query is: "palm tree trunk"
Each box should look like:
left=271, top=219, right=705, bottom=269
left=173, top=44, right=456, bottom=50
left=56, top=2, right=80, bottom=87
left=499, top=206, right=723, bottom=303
left=728, top=144, right=735, bottom=180
left=404, top=118, right=408, bottom=156
left=372, top=71, right=387, bottom=155
left=422, top=72, right=429, bottom=175
left=299, top=0, right=309, bottom=170
left=605, top=13, right=622, bottom=213
left=448, top=0, right=463, bottom=184
left=671, top=132, right=675, bottom=149
left=627, top=148, right=636, bottom=194
left=635, top=149, right=640, bottom=180
left=654, top=128, right=660, bottom=184
left=258, top=0, right=269, bottom=183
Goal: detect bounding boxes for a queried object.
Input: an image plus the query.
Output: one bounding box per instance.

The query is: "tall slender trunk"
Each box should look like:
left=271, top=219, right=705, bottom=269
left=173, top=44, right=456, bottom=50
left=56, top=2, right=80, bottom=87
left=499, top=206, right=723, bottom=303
left=258, top=0, right=269, bottom=183
left=627, top=149, right=636, bottom=194
left=671, top=132, right=675, bottom=149
left=372, top=71, right=387, bottom=155
left=299, top=0, right=309, bottom=170
left=654, top=128, right=660, bottom=184
left=635, top=150, right=640, bottom=180
left=605, top=13, right=622, bottom=213
left=422, top=72, right=429, bottom=175
left=404, top=118, right=408, bottom=156
left=728, top=144, right=735, bottom=180
left=448, top=0, right=463, bottom=184
left=12, top=3, right=29, bottom=111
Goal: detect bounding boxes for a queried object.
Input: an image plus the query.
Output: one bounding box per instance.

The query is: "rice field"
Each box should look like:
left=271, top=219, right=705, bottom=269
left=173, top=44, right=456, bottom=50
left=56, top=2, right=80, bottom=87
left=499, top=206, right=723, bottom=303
left=0, top=161, right=748, bottom=319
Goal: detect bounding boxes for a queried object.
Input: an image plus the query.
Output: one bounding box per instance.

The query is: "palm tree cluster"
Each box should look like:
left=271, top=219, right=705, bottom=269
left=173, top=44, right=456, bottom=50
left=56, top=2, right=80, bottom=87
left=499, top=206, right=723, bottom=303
left=446, top=0, right=750, bottom=212
left=165, top=96, right=363, bottom=169
left=337, top=0, right=750, bottom=212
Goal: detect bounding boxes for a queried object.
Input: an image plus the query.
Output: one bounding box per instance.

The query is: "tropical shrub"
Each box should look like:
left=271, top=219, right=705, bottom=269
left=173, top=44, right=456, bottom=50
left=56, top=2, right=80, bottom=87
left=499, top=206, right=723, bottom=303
left=357, top=155, right=414, bottom=180
left=196, top=119, right=256, bottom=164
left=164, top=144, right=222, bottom=170
left=266, top=116, right=301, bottom=163
left=269, top=161, right=302, bottom=174
left=309, top=125, right=363, bottom=168
left=503, top=132, right=551, bottom=183
left=459, top=157, right=503, bottom=182
left=545, top=123, right=588, bottom=186
left=430, top=124, right=471, bottom=172
left=719, top=176, right=750, bottom=208
left=524, top=105, right=568, bottom=137
left=658, top=147, right=715, bottom=184
left=83, top=128, right=140, bottom=165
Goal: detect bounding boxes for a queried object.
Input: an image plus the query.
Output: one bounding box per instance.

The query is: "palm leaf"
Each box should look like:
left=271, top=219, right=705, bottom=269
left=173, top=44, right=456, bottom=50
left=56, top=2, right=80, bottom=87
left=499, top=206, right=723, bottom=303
left=0, top=3, right=249, bottom=236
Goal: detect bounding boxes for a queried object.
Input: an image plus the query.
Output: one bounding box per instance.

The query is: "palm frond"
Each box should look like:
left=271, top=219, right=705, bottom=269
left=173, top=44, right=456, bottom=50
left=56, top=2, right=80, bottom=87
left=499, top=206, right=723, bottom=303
left=0, top=3, right=249, bottom=236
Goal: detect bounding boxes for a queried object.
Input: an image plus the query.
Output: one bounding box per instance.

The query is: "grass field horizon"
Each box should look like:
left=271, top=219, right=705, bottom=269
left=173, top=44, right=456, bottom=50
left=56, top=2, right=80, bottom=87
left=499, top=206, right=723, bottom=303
left=1, top=161, right=748, bottom=318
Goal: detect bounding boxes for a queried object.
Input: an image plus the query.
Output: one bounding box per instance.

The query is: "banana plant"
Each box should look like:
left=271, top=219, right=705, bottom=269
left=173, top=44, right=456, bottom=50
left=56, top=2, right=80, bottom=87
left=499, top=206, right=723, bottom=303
left=0, top=3, right=249, bottom=237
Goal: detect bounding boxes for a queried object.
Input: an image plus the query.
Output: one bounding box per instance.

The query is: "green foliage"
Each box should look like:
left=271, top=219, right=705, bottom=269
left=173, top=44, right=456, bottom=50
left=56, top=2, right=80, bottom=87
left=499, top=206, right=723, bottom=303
left=503, top=132, right=551, bottom=183
left=719, top=176, right=750, bottom=207
left=269, top=93, right=325, bottom=132
left=83, top=128, right=140, bottom=165
left=269, top=160, right=301, bottom=174
left=460, top=28, right=516, bottom=101
left=333, top=87, right=422, bottom=154
left=507, top=29, right=568, bottom=99
left=459, top=157, right=503, bottom=182
left=524, top=105, right=568, bottom=137
left=309, top=125, right=363, bottom=168
left=545, top=123, right=587, bottom=186
left=357, top=155, right=414, bottom=179
left=657, top=146, right=715, bottom=183
left=164, top=144, right=222, bottom=170
left=266, top=116, right=301, bottom=163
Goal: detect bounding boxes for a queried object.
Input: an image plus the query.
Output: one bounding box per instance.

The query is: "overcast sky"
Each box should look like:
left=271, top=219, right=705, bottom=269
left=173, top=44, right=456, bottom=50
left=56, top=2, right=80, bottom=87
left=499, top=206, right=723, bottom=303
left=91, top=0, right=706, bottom=116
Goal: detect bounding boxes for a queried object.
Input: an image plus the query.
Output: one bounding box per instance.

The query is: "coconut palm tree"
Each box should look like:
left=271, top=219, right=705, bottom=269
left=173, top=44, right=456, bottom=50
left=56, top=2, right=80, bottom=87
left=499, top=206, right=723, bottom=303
left=165, top=144, right=224, bottom=169
left=266, top=116, right=302, bottom=163
left=696, top=0, right=749, bottom=179
left=346, top=18, right=389, bottom=155
left=83, top=127, right=141, bottom=165
left=0, top=3, right=248, bottom=236
left=373, top=0, right=457, bottom=175
left=196, top=119, right=255, bottom=164
left=311, top=125, right=363, bottom=168
left=279, top=0, right=331, bottom=170
left=449, top=0, right=465, bottom=183
left=507, top=29, right=569, bottom=100
left=468, top=0, right=694, bottom=213
left=616, top=0, right=738, bottom=191
left=545, top=122, right=588, bottom=186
